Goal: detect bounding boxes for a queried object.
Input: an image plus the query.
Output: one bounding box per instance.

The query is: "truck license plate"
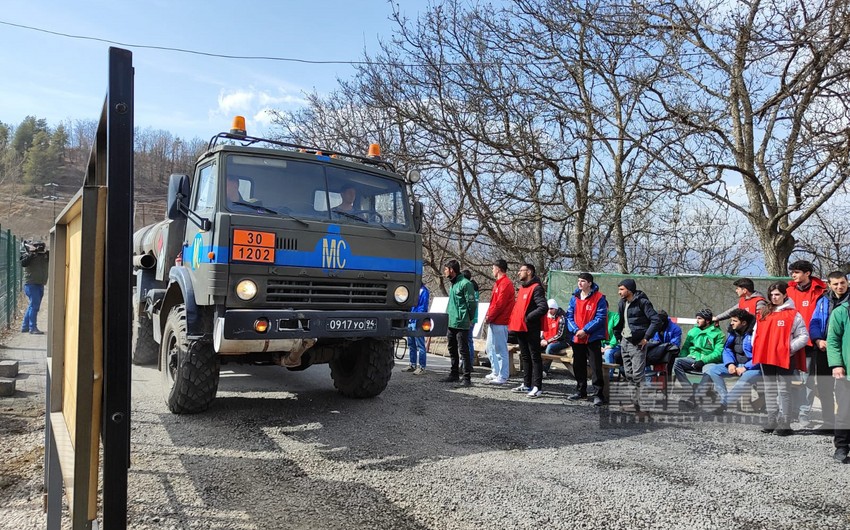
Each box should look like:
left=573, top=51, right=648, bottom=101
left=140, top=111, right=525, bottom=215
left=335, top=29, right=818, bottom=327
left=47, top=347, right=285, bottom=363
left=325, top=318, right=378, bottom=332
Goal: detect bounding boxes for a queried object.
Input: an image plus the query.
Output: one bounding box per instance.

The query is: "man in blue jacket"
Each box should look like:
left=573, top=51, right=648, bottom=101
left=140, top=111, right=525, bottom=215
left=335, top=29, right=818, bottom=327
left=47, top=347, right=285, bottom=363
left=566, top=273, right=608, bottom=406
left=405, top=284, right=430, bottom=374
left=704, top=309, right=760, bottom=415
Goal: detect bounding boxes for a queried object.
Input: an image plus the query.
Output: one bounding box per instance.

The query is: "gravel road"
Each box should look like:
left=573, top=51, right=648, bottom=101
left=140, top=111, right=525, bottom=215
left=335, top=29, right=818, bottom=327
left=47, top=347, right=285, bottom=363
left=4, top=351, right=850, bottom=529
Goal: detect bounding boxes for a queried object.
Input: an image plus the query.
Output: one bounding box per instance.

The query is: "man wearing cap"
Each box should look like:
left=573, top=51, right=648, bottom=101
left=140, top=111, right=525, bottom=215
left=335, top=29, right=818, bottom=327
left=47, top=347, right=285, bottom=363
left=675, top=308, right=725, bottom=409
left=540, top=298, right=570, bottom=375
left=566, top=272, right=609, bottom=406
left=613, top=279, right=660, bottom=411
left=484, top=259, right=515, bottom=385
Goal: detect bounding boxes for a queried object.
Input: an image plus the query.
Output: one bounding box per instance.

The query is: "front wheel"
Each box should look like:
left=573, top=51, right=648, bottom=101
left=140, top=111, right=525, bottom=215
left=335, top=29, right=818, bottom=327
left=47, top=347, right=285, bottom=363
left=160, top=304, right=220, bottom=414
left=329, top=338, right=394, bottom=398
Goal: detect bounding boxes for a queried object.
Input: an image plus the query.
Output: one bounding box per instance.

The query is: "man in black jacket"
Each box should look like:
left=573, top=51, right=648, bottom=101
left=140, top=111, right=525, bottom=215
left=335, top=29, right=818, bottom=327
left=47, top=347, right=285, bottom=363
left=613, top=279, right=660, bottom=412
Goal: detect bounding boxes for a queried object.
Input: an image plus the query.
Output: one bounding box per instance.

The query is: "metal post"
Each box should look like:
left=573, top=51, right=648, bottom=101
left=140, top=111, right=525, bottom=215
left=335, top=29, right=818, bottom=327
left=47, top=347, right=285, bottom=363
left=101, top=46, right=133, bottom=530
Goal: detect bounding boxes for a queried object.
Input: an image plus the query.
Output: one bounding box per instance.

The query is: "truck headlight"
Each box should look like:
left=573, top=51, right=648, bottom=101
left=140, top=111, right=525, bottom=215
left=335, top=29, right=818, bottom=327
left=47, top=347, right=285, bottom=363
left=394, top=286, right=409, bottom=304
left=236, top=280, right=258, bottom=300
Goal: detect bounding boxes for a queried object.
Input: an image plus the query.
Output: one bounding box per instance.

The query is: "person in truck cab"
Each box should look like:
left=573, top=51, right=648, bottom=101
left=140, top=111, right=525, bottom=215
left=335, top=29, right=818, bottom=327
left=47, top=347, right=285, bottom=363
left=335, top=184, right=357, bottom=212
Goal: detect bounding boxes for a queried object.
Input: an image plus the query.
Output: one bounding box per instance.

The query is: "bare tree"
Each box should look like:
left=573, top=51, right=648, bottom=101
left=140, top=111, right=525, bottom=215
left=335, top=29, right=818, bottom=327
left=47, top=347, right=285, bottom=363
left=637, top=0, right=850, bottom=274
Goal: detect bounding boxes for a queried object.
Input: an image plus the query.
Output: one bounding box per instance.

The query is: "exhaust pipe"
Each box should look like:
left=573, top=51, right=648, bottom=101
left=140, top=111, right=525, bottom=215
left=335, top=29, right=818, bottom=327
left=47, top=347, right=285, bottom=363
left=133, top=254, right=156, bottom=270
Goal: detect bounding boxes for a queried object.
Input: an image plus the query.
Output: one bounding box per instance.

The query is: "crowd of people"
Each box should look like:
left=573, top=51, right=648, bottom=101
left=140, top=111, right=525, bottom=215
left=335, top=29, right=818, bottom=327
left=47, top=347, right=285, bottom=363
left=403, top=258, right=850, bottom=465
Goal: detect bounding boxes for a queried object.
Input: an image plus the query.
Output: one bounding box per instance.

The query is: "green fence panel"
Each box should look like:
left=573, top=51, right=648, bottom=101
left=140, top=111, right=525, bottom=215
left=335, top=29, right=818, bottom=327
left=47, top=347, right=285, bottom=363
left=547, top=270, right=787, bottom=332
left=0, top=228, right=23, bottom=329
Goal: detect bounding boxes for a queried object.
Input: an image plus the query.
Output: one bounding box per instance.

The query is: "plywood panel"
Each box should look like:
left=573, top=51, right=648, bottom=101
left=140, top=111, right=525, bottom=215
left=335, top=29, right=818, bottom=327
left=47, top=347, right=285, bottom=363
left=62, top=210, right=82, bottom=442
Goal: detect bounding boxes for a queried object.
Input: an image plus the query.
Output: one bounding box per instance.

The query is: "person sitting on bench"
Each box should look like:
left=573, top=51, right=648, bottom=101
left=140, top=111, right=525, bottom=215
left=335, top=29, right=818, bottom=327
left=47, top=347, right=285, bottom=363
left=704, top=309, right=760, bottom=415
left=676, top=308, right=725, bottom=409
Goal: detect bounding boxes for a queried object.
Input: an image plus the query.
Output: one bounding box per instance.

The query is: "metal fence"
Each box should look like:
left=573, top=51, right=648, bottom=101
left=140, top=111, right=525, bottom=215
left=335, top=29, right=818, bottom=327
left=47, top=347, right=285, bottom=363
left=0, top=227, right=23, bottom=329
left=548, top=271, right=788, bottom=331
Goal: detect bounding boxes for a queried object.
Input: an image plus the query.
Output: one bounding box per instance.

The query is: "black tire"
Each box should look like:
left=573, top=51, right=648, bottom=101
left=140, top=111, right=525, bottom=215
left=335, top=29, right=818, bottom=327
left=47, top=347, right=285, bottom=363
left=160, top=304, right=219, bottom=414
left=329, top=338, right=394, bottom=398
left=132, top=301, right=159, bottom=365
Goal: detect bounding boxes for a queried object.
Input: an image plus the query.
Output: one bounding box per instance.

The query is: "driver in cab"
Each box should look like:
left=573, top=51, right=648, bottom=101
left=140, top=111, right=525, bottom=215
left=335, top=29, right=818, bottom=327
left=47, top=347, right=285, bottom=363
left=335, top=184, right=357, bottom=212
left=226, top=175, right=261, bottom=211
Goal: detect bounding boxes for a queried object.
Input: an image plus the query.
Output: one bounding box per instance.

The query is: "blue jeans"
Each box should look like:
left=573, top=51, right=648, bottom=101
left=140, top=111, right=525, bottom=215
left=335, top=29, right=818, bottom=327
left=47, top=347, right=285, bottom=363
left=468, top=326, right=476, bottom=365
left=604, top=345, right=622, bottom=379
left=487, top=324, right=509, bottom=380
left=407, top=332, right=426, bottom=368
left=705, top=363, right=762, bottom=407
left=23, top=284, right=44, bottom=331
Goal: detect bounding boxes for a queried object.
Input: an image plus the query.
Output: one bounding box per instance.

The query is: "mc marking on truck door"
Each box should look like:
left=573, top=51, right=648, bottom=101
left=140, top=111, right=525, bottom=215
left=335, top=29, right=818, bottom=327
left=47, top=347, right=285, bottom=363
left=321, top=236, right=348, bottom=269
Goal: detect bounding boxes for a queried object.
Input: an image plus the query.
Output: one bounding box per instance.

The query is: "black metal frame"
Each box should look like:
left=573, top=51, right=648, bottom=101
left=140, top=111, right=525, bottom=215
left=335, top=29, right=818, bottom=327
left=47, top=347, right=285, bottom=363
left=101, top=46, right=134, bottom=530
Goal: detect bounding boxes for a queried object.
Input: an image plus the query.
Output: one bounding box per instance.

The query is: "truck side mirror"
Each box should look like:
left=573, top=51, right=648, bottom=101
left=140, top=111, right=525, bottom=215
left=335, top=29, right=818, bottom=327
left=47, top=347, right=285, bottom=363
left=167, top=174, right=191, bottom=220
left=413, top=201, right=423, bottom=233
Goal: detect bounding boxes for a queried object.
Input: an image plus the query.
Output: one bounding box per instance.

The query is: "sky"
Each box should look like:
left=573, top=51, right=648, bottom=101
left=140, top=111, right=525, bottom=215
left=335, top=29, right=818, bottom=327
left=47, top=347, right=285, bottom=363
left=0, top=0, right=433, bottom=140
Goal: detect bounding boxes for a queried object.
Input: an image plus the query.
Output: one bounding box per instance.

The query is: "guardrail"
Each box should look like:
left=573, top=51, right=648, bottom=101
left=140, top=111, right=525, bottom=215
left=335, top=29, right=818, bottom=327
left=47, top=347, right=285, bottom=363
left=0, top=227, right=23, bottom=329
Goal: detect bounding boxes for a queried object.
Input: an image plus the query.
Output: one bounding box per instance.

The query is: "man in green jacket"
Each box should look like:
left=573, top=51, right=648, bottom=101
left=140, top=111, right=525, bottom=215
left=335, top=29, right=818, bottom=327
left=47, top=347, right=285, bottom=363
left=20, top=240, right=49, bottom=335
left=827, top=297, right=850, bottom=463
left=675, top=308, right=725, bottom=408
left=441, top=259, right=477, bottom=386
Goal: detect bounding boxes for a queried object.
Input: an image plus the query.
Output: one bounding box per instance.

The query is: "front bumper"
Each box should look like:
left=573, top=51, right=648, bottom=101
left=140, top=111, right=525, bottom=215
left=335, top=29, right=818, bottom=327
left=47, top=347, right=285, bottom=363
left=221, top=309, right=448, bottom=340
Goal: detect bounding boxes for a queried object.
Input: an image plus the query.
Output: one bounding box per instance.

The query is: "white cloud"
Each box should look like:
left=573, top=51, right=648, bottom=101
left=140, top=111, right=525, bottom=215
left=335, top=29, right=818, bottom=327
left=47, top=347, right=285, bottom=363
left=210, top=86, right=309, bottom=135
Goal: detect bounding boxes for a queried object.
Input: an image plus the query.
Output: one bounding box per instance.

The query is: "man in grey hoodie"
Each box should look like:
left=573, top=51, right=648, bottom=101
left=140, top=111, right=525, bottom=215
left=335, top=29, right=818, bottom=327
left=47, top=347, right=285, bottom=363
left=712, top=278, right=767, bottom=322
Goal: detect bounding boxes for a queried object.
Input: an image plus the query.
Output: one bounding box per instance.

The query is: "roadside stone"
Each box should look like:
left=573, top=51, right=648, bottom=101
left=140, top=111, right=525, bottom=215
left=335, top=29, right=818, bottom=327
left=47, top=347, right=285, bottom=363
left=0, top=376, right=16, bottom=396
left=0, top=360, right=20, bottom=378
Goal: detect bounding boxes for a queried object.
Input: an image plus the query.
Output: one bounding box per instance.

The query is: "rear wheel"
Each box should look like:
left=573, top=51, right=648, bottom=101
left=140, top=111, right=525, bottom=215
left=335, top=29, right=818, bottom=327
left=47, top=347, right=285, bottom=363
left=132, top=298, right=158, bottom=365
left=160, top=304, right=219, bottom=414
left=329, top=338, right=394, bottom=398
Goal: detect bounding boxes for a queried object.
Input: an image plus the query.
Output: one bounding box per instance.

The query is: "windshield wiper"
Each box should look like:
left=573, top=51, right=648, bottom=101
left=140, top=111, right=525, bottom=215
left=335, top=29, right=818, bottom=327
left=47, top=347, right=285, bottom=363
left=377, top=222, right=396, bottom=237
left=333, top=210, right=368, bottom=224
left=231, top=202, right=308, bottom=227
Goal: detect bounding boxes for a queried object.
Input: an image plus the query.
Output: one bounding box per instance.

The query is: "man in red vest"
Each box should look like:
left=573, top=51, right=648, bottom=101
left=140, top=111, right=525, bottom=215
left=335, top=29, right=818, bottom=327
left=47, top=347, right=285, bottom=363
left=508, top=263, right=548, bottom=398
left=712, top=278, right=766, bottom=323
left=566, top=272, right=609, bottom=406
left=786, top=260, right=828, bottom=427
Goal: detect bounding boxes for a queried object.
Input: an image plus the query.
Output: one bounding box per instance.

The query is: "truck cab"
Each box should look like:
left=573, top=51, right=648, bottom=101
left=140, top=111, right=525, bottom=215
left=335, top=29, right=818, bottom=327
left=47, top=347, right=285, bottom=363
left=132, top=117, right=446, bottom=414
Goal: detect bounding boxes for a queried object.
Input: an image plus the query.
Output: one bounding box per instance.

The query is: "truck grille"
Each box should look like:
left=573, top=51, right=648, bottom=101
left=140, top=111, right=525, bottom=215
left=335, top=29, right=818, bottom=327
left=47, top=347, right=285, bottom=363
left=267, top=279, right=388, bottom=305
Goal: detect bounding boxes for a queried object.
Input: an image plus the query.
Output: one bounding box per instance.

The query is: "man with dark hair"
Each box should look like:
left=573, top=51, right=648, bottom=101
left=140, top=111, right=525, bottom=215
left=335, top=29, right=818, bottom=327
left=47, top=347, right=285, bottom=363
left=787, top=260, right=828, bottom=427
left=508, top=263, right=548, bottom=398
left=440, top=259, right=477, bottom=386
left=613, top=278, right=660, bottom=412
left=705, top=309, right=761, bottom=415
left=808, top=270, right=849, bottom=432
left=713, top=278, right=767, bottom=323
left=484, top=259, right=515, bottom=384
left=566, top=272, right=609, bottom=406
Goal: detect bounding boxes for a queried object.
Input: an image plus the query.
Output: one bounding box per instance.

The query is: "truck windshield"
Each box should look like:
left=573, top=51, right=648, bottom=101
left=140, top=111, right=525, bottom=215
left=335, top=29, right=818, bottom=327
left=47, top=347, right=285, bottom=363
left=224, top=154, right=411, bottom=229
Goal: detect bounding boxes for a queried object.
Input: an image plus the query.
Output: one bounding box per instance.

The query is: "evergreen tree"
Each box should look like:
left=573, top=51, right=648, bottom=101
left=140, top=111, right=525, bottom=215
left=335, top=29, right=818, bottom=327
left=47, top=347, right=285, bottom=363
left=23, top=130, right=55, bottom=188
left=51, top=123, right=68, bottom=164
left=11, top=116, right=48, bottom=156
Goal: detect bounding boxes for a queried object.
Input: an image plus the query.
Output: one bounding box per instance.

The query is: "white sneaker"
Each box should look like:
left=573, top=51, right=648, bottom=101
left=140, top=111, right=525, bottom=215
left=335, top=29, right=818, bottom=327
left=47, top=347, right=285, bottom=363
left=489, top=377, right=507, bottom=385
left=511, top=385, right=531, bottom=393
left=485, top=373, right=497, bottom=380
left=413, top=367, right=426, bottom=375
left=527, top=387, right=542, bottom=398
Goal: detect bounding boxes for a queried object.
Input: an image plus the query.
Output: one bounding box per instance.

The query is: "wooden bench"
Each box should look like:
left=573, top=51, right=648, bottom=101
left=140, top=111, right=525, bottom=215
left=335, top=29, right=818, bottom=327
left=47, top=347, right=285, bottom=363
left=544, top=348, right=619, bottom=399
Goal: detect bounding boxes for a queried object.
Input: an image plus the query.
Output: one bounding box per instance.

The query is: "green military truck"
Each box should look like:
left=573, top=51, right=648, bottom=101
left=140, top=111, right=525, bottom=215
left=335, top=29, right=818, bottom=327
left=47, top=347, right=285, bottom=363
left=132, top=117, right=447, bottom=414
